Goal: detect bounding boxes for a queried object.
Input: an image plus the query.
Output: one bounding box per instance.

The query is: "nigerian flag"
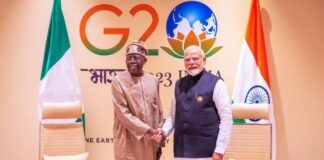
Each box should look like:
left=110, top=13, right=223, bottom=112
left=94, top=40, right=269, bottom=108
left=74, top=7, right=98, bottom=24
left=39, top=0, right=83, bottom=123
left=232, top=0, right=276, bottom=159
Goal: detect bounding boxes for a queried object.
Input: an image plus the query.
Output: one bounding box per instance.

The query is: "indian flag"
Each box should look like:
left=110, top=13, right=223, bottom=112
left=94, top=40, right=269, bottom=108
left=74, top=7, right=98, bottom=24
left=232, top=0, right=276, bottom=159
left=39, top=0, right=83, bottom=123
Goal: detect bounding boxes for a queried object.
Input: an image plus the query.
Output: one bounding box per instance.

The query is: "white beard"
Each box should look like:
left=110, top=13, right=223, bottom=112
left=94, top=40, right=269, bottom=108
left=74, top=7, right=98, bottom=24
left=187, top=68, right=203, bottom=76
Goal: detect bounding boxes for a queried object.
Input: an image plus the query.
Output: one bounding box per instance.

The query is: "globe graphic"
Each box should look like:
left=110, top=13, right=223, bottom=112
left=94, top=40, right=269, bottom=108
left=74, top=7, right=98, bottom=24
left=166, top=1, right=218, bottom=39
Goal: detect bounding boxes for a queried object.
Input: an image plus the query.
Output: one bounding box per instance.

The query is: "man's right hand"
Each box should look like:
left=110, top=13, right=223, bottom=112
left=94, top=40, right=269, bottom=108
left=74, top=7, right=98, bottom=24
left=147, top=128, right=158, bottom=136
left=150, top=128, right=166, bottom=143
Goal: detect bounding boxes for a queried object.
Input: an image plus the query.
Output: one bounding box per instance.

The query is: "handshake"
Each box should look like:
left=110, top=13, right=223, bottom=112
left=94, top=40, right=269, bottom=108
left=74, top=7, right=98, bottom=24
left=147, top=128, right=167, bottom=144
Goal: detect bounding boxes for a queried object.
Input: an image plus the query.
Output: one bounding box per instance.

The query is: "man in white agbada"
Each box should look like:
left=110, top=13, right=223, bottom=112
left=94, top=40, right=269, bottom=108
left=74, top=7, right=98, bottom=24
left=154, top=45, right=232, bottom=160
left=111, top=41, right=164, bottom=160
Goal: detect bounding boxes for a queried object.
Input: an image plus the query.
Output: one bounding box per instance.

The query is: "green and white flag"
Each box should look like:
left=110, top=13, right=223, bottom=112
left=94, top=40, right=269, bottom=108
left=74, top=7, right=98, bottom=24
left=39, top=0, right=83, bottom=122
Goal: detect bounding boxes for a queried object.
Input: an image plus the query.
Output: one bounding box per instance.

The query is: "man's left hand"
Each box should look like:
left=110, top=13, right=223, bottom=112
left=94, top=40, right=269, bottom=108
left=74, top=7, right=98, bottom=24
left=212, top=152, right=223, bottom=160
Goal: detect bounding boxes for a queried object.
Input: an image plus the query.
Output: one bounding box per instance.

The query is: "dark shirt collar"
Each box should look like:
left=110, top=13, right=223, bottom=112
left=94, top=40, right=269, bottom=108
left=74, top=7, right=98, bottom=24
left=180, top=69, right=205, bottom=93
left=188, top=69, right=205, bottom=84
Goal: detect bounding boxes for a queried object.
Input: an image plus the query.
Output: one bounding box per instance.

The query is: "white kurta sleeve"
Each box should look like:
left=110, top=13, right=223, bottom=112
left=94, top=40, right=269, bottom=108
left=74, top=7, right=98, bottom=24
left=162, top=93, right=176, bottom=136
left=213, top=80, right=233, bottom=154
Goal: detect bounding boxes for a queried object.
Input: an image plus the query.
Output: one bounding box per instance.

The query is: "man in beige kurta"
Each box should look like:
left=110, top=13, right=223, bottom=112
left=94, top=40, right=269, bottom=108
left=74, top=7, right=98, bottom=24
left=111, top=41, right=164, bottom=160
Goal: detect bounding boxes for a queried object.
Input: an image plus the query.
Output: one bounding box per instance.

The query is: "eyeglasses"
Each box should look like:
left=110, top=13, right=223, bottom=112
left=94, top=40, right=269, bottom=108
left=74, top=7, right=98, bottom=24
left=184, top=56, right=200, bottom=62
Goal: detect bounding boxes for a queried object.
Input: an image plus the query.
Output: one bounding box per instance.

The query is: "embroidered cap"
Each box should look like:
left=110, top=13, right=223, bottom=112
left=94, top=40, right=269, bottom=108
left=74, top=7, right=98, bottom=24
left=126, top=41, right=148, bottom=57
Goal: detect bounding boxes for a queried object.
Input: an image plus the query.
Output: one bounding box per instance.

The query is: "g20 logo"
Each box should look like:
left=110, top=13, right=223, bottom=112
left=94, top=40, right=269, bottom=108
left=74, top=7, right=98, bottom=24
left=161, top=1, right=222, bottom=59
left=80, top=4, right=159, bottom=56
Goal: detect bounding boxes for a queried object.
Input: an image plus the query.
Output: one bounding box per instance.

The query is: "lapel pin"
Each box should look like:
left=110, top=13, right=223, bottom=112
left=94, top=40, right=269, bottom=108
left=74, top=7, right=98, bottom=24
left=197, top=96, right=203, bottom=103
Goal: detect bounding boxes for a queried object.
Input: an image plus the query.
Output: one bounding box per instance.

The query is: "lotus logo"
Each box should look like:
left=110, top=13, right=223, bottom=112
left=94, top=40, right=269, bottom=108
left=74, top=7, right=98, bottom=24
left=161, top=1, right=222, bottom=59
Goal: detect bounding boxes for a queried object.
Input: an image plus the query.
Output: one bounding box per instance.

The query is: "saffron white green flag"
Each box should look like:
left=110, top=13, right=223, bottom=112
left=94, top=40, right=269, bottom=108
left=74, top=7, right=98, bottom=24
left=232, top=0, right=276, bottom=159
left=39, top=0, right=83, bottom=123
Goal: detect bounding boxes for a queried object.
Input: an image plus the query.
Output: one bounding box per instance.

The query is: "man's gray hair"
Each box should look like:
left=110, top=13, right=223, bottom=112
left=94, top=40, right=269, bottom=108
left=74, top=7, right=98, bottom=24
left=184, top=45, right=205, bottom=57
